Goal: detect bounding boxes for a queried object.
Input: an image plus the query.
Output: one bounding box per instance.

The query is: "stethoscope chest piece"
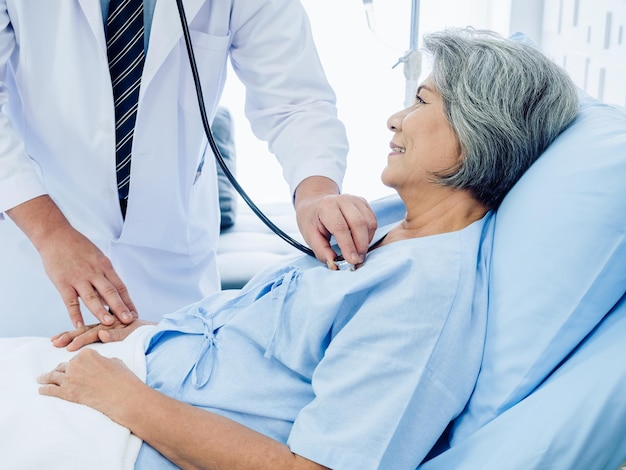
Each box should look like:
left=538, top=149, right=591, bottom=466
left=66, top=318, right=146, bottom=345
left=334, top=257, right=357, bottom=271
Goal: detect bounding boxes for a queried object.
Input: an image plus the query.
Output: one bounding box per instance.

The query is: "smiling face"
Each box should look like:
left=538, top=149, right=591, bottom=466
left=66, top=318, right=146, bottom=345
left=381, top=77, right=462, bottom=199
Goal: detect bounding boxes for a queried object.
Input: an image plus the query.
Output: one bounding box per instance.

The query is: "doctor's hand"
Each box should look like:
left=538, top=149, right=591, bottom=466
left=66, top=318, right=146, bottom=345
left=294, top=177, right=377, bottom=270
left=6, top=196, right=138, bottom=329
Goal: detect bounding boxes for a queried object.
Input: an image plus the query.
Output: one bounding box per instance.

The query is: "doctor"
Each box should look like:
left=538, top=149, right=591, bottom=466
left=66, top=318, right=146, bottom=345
left=0, top=0, right=376, bottom=333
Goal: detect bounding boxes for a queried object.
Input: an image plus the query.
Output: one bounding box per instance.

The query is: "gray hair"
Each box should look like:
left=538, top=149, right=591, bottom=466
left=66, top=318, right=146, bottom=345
left=423, top=28, right=579, bottom=208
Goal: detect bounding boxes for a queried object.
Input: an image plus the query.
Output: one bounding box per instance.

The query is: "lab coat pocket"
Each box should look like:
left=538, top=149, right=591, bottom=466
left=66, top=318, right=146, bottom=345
left=179, top=30, right=231, bottom=112
left=186, top=160, right=220, bottom=262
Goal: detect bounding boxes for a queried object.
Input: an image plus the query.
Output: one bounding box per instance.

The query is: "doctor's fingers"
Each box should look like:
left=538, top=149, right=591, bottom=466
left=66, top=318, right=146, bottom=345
left=319, top=196, right=377, bottom=264
left=68, top=275, right=137, bottom=329
left=90, top=270, right=138, bottom=324
left=59, top=282, right=113, bottom=330
left=306, top=230, right=343, bottom=270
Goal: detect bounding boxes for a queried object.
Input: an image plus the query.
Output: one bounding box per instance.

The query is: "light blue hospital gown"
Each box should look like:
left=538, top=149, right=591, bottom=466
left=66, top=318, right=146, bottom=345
left=135, top=213, right=495, bottom=470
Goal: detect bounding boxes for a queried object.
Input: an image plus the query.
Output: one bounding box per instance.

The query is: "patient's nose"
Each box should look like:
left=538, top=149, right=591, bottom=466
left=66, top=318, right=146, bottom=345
left=387, top=111, right=403, bottom=132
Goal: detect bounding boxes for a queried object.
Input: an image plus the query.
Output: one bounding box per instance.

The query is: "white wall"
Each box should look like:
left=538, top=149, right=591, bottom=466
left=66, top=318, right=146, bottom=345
left=219, top=0, right=514, bottom=204
left=509, top=0, right=545, bottom=44
left=225, top=0, right=626, bottom=203
left=542, top=0, right=626, bottom=107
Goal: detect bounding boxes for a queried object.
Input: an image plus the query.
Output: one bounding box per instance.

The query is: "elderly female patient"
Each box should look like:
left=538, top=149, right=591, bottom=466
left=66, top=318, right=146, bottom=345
left=9, top=28, right=577, bottom=469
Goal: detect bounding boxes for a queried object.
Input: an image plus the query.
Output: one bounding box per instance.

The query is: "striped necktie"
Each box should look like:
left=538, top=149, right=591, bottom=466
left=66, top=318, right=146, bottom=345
left=106, top=0, right=145, bottom=215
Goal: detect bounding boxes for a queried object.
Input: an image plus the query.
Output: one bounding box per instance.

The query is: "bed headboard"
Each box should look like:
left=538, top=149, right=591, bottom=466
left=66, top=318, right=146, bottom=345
left=540, top=0, right=626, bottom=107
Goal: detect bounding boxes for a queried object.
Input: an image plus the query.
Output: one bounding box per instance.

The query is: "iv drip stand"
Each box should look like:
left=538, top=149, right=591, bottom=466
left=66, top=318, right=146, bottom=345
left=401, top=0, right=422, bottom=107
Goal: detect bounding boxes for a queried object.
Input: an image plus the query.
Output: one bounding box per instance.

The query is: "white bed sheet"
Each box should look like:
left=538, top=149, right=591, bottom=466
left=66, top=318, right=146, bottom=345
left=0, top=325, right=153, bottom=469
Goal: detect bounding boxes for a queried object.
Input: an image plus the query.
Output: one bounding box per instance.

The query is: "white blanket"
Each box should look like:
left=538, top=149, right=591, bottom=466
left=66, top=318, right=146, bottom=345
left=0, top=325, right=154, bottom=470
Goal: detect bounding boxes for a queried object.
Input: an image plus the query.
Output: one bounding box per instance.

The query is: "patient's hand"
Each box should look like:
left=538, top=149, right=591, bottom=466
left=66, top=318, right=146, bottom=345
left=38, top=348, right=143, bottom=421
left=51, top=318, right=154, bottom=351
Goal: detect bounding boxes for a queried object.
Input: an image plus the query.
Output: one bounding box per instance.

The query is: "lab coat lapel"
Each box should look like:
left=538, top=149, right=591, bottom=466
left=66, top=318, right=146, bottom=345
left=76, top=0, right=107, bottom=51
left=141, top=0, right=204, bottom=98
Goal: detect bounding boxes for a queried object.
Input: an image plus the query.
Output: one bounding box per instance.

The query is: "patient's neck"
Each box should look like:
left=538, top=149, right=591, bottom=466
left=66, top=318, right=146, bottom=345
left=384, top=190, right=487, bottom=245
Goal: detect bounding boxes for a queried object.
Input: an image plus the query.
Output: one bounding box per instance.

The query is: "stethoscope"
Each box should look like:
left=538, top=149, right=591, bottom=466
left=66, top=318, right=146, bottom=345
left=174, top=0, right=316, bottom=258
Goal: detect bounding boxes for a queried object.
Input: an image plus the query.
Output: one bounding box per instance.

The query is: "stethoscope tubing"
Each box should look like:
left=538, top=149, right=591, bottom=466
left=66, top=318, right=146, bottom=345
left=175, top=0, right=316, bottom=258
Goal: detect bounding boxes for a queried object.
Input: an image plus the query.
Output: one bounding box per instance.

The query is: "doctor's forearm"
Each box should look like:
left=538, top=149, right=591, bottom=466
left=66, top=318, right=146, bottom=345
left=294, top=176, right=340, bottom=207
left=6, top=195, right=73, bottom=251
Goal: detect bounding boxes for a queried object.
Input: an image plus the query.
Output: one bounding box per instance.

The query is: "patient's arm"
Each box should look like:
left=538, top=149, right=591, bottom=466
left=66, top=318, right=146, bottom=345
left=38, top=350, right=328, bottom=470
left=51, top=319, right=153, bottom=351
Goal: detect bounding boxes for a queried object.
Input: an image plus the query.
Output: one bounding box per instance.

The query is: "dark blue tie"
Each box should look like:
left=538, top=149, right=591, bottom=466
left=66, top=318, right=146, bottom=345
left=106, top=0, right=145, bottom=214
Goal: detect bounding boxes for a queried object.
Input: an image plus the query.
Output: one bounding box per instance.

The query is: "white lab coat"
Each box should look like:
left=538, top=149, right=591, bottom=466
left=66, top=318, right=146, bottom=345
left=0, top=0, right=348, bottom=334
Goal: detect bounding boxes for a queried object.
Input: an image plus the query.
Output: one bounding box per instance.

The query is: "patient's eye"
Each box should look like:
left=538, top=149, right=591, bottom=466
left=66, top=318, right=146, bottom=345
left=415, top=94, right=426, bottom=105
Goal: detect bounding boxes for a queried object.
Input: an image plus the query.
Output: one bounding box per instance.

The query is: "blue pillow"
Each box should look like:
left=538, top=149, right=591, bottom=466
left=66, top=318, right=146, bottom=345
left=420, top=292, right=626, bottom=469
left=451, top=91, right=626, bottom=441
